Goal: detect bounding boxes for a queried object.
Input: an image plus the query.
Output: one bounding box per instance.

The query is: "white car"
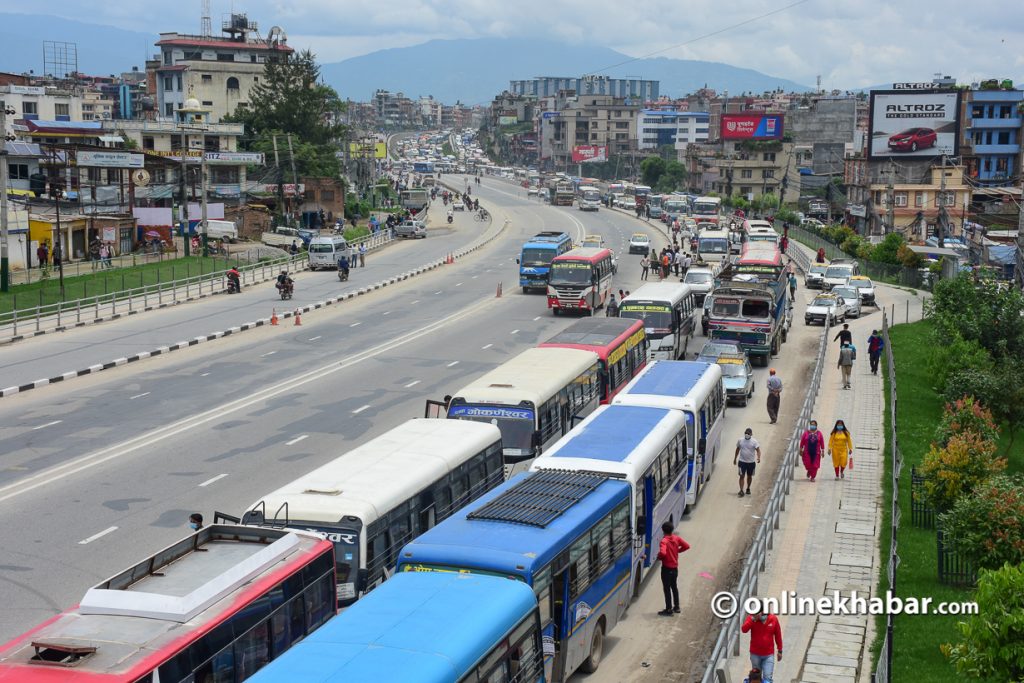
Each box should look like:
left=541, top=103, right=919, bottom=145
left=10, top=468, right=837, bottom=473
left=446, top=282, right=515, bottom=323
left=832, top=285, right=863, bottom=318
left=619, top=196, right=637, bottom=210
left=527, top=186, right=539, bottom=196
left=452, top=200, right=465, bottom=211
left=850, top=276, right=876, bottom=305
left=628, top=233, right=651, bottom=254
left=804, top=294, right=849, bottom=326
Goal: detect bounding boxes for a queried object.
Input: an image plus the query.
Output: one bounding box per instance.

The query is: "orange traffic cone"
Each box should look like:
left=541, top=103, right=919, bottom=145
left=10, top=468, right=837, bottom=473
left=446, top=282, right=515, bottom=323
left=496, top=282, right=502, bottom=298
left=270, top=308, right=278, bottom=325
left=294, top=309, right=302, bottom=326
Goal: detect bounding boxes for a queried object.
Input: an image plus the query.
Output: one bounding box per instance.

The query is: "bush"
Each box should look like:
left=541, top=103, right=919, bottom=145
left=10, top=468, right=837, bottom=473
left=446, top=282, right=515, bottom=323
left=942, top=562, right=1024, bottom=680
left=942, top=368, right=1001, bottom=409
left=927, top=331, right=993, bottom=392
left=935, top=397, right=1000, bottom=447
left=941, top=475, right=1024, bottom=570
left=919, top=432, right=1005, bottom=512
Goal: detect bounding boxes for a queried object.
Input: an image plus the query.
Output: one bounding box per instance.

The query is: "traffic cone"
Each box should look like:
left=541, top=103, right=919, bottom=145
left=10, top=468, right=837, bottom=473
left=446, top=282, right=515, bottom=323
left=294, top=309, right=302, bottom=326
left=270, top=308, right=278, bottom=325
left=496, top=282, right=502, bottom=298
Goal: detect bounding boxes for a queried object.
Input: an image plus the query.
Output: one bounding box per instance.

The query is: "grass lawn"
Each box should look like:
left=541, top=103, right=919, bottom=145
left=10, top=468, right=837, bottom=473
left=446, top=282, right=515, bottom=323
left=884, top=320, right=1024, bottom=681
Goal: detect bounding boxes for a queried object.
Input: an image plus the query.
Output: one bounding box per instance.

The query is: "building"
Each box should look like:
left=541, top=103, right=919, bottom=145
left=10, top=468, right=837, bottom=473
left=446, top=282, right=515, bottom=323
left=1, top=84, right=85, bottom=137
left=538, top=93, right=641, bottom=169
left=964, top=85, right=1023, bottom=187
left=511, top=75, right=658, bottom=102
left=152, top=13, right=293, bottom=122
left=637, top=109, right=710, bottom=152
left=418, top=96, right=443, bottom=127
left=373, top=90, right=418, bottom=128
left=710, top=141, right=802, bottom=200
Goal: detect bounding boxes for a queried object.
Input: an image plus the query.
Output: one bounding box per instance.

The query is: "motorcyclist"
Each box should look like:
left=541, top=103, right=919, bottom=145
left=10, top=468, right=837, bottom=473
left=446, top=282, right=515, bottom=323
left=338, top=254, right=350, bottom=280
left=447, top=208, right=454, bottom=224
left=276, top=270, right=293, bottom=293
left=226, top=266, right=241, bottom=293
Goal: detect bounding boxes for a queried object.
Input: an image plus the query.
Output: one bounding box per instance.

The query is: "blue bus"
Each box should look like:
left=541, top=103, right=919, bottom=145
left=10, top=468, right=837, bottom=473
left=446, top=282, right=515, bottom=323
left=398, top=470, right=633, bottom=682
left=518, top=231, right=573, bottom=292
left=247, top=571, right=544, bottom=683
left=530, top=405, right=689, bottom=594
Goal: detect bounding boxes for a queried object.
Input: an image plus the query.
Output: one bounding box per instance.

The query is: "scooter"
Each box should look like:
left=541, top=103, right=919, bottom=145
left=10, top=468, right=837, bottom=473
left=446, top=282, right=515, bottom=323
left=278, top=281, right=294, bottom=300
left=338, top=268, right=349, bottom=282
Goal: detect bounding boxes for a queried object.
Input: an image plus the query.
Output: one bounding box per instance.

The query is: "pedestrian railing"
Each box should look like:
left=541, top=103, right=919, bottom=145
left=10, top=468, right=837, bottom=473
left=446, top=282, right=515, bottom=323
left=936, top=522, right=977, bottom=587
left=909, top=467, right=935, bottom=529
left=700, top=308, right=831, bottom=683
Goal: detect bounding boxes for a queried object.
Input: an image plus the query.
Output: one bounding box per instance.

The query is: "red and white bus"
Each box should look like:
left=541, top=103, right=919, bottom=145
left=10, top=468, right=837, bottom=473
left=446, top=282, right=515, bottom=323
left=0, top=525, right=335, bottom=683
left=546, top=247, right=615, bottom=315
left=540, top=317, right=649, bottom=403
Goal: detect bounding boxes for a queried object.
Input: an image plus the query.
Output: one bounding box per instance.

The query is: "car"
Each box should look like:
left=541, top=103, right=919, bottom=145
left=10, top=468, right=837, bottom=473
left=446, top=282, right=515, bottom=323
left=619, top=196, right=637, bottom=211
left=629, top=232, right=651, bottom=254
left=395, top=220, right=427, bottom=239
left=717, top=353, right=755, bottom=406
left=888, top=127, right=937, bottom=153
left=832, top=285, right=863, bottom=318
left=452, top=200, right=465, bottom=211
left=822, top=262, right=857, bottom=291
left=581, top=235, right=605, bottom=249
left=804, top=293, right=849, bottom=326
left=648, top=206, right=664, bottom=219
left=685, top=267, right=716, bottom=307
left=849, top=275, right=876, bottom=305
left=695, top=221, right=717, bottom=232
left=527, top=186, right=539, bottom=196
left=696, top=339, right=744, bottom=364
left=800, top=218, right=825, bottom=230
left=805, top=263, right=828, bottom=289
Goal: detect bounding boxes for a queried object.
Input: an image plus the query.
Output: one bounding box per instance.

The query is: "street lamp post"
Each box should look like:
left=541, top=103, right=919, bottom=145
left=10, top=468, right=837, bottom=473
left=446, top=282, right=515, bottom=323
left=1, top=104, right=15, bottom=293
left=53, top=186, right=65, bottom=299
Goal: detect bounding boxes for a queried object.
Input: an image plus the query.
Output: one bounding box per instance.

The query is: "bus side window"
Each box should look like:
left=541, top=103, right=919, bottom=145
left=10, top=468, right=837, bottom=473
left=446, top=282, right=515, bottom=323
left=568, top=532, right=592, bottom=599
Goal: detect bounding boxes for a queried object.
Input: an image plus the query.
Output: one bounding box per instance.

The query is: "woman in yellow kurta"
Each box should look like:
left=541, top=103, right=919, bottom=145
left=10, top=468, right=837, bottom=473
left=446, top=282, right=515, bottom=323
left=828, top=419, right=853, bottom=479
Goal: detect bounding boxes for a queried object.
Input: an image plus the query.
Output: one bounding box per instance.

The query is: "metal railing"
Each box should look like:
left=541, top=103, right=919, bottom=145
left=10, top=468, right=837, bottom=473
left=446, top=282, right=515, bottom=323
left=910, top=466, right=935, bottom=529
left=1, top=229, right=397, bottom=340
left=701, top=308, right=831, bottom=682
left=787, top=225, right=933, bottom=290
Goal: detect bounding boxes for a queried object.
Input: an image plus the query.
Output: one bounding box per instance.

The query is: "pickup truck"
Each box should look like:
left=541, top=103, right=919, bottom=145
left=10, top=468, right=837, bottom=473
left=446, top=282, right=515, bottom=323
left=262, top=226, right=314, bottom=248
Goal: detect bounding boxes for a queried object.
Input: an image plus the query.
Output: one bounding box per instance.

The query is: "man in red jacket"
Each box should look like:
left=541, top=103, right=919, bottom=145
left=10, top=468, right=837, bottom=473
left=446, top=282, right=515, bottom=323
left=741, top=604, right=783, bottom=683
left=656, top=521, right=690, bottom=616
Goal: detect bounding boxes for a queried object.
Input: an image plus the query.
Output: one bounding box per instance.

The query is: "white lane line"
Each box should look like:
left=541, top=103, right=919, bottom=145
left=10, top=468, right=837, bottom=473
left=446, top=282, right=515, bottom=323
left=200, top=372, right=211, bottom=377
left=434, top=290, right=443, bottom=295
left=285, top=434, right=309, bottom=446
left=350, top=322, right=362, bottom=327
left=533, top=316, right=541, bottom=321
left=261, top=351, right=276, bottom=357
left=510, top=329, right=520, bottom=334
left=447, top=361, right=459, bottom=367
left=456, top=282, right=463, bottom=287
left=308, top=335, right=322, bottom=341
left=129, top=392, right=150, bottom=400
left=472, top=275, right=479, bottom=279
left=404, top=380, right=421, bottom=388
left=32, top=420, right=62, bottom=430
left=78, top=526, right=118, bottom=545
left=198, top=473, right=229, bottom=487
left=352, top=404, right=371, bottom=414
left=481, top=343, right=493, bottom=350
left=411, top=300, right=420, bottom=305
left=382, top=311, right=391, bottom=316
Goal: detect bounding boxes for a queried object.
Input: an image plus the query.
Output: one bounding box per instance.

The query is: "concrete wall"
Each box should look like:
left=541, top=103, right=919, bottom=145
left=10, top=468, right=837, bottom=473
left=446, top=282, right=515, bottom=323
left=787, top=98, right=857, bottom=145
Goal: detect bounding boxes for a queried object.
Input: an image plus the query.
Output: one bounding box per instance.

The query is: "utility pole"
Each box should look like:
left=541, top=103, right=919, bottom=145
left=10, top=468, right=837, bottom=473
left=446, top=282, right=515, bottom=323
left=49, top=145, right=65, bottom=298
left=886, top=160, right=896, bottom=236
left=286, top=134, right=299, bottom=214
left=937, top=154, right=948, bottom=242
left=0, top=104, right=14, bottom=292
left=180, top=153, right=190, bottom=257
left=200, top=152, right=209, bottom=257
left=272, top=134, right=284, bottom=226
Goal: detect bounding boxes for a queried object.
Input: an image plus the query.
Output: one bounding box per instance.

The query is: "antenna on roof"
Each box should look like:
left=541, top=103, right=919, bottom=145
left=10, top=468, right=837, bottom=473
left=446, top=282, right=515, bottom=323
left=201, top=0, right=212, bottom=37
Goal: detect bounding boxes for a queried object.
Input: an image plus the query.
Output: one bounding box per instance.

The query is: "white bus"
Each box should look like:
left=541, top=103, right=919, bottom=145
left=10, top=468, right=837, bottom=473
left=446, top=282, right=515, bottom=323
left=698, top=228, right=732, bottom=263
left=619, top=282, right=697, bottom=362
left=612, top=360, right=726, bottom=509
left=441, top=347, right=602, bottom=468
left=228, top=418, right=504, bottom=607
left=530, top=404, right=689, bottom=595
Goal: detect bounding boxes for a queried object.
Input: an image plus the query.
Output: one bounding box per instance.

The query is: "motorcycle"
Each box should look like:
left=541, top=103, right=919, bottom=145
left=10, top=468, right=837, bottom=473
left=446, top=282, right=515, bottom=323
left=447, top=214, right=454, bottom=224
left=338, top=267, right=349, bottom=282
left=277, top=280, right=294, bottom=300
left=226, top=275, right=241, bottom=294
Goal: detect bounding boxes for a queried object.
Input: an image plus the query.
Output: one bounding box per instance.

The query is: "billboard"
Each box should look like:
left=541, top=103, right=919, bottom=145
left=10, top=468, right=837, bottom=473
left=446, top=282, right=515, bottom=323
left=348, top=142, right=387, bottom=159
left=572, top=145, right=608, bottom=163
left=498, top=115, right=518, bottom=125
left=77, top=151, right=144, bottom=169
left=868, top=90, right=961, bottom=159
left=720, top=114, right=784, bottom=140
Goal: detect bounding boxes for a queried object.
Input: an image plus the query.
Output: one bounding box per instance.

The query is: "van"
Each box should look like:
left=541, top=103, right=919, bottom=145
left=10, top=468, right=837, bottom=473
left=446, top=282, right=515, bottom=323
left=307, top=235, right=350, bottom=270
left=822, top=259, right=860, bottom=291
left=203, top=219, right=238, bottom=243
left=395, top=220, right=427, bottom=239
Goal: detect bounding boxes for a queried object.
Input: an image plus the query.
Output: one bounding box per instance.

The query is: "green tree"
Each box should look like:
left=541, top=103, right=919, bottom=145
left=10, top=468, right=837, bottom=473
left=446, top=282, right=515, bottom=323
left=870, top=232, right=906, bottom=265
left=640, top=156, right=667, bottom=188
left=655, top=160, right=687, bottom=193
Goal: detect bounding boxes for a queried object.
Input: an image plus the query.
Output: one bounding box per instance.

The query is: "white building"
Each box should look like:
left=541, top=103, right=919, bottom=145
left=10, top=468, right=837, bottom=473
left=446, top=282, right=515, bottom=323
left=1, top=84, right=85, bottom=137
left=637, top=110, right=710, bottom=152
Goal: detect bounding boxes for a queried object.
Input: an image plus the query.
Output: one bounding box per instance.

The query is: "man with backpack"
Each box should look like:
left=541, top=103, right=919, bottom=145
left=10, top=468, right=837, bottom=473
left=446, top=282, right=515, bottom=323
left=867, top=330, right=884, bottom=374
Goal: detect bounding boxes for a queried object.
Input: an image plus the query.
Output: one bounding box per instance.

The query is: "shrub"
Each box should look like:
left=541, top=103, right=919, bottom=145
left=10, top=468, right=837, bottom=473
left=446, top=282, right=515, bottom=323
left=935, top=397, right=1000, bottom=446
left=942, top=562, right=1024, bottom=680
left=942, top=368, right=1001, bottom=410
left=927, top=331, right=993, bottom=392
left=940, top=475, right=1024, bottom=570
left=919, top=432, right=1005, bottom=512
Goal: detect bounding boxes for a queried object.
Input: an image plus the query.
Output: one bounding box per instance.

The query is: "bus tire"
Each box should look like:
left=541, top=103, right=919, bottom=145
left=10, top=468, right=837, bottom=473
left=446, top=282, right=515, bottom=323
left=581, top=619, right=606, bottom=674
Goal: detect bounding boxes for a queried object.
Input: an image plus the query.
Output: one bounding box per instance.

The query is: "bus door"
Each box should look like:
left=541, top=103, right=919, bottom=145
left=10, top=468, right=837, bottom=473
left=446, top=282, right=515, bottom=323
left=546, top=557, right=571, bottom=682
left=423, top=399, right=447, bottom=418
left=639, top=477, right=655, bottom=569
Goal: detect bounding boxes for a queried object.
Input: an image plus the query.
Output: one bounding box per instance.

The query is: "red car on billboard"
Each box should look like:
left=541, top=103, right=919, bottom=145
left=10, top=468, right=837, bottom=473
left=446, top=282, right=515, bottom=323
left=887, top=127, right=937, bottom=152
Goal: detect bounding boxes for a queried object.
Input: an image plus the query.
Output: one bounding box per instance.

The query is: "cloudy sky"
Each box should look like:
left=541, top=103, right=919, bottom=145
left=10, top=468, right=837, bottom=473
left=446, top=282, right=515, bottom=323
left=2, top=0, right=1021, bottom=88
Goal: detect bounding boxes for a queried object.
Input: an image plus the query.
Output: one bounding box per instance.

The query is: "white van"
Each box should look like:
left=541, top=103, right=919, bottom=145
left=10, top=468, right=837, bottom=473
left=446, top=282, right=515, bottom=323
left=203, top=219, right=238, bottom=243
left=307, top=235, right=350, bottom=270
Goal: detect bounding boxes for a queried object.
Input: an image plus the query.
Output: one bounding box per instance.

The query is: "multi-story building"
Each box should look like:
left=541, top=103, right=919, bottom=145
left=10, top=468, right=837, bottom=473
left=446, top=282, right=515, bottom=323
left=152, top=14, right=292, bottom=122
left=710, top=142, right=802, bottom=201
left=1, top=84, right=85, bottom=137
left=511, top=75, right=658, bottom=102
left=964, top=85, right=1023, bottom=187
left=636, top=109, right=710, bottom=152
left=373, top=90, right=418, bottom=128
left=538, top=93, right=641, bottom=169
left=418, top=96, right=443, bottom=127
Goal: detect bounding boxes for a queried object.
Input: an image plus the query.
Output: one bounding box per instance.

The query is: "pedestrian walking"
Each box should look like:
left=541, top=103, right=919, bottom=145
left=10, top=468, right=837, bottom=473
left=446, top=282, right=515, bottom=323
left=741, top=603, right=783, bottom=683
left=606, top=294, right=619, bottom=317
left=656, top=521, right=690, bottom=616
left=682, top=253, right=692, bottom=276
left=674, top=249, right=683, bottom=276
left=661, top=251, right=672, bottom=280
left=829, top=419, right=853, bottom=479
left=734, top=427, right=761, bottom=497
left=359, top=243, right=367, bottom=267
left=837, top=342, right=855, bottom=388
left=867, top=330, right=884, bottom=375
left=36, top=243, right=48, bottom=269
left=788, top=272, right=797, bottom=298
left=800, top=419, right=824, bottom=481
left=833, top=323, right=852, bottom=347
left=765, top=369, right=782, bottom=424
left=640, top=255, right=650, bottom=280
left=89, top=238, right=101, bottom=271
left=98, top=243, right=109, bottom=269
left=290, top=240, right=299, bottom=255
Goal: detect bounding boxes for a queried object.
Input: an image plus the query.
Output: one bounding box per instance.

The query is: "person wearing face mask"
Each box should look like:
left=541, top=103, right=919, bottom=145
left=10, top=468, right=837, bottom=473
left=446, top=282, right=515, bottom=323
left=741, top=602, right=783, bottom=683
left=188, top=513, right=204, bottom=531
left=734, top=427, right=761, bottom=497
left=800, top=420, right=825, bottom=481
left=829, top=420, right=854, bottom=479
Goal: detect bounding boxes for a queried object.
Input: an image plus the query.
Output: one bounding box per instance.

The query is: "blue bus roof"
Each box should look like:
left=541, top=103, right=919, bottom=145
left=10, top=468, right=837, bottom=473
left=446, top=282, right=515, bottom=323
left=548, top=405, right=670, bottom=462
left=398, top=471, right=630, bottom=579
left=247, top=572, right=536, bottom=683
left=624, top=360, right=713, bottom=398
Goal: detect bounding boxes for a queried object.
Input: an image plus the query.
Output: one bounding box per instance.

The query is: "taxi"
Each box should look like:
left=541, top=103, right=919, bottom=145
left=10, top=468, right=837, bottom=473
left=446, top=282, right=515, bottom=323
left=717, top=352, right=755, bottom=406
left=849, top=275, right=876, bottom=305
left=628, top=232, right=651, bottom=254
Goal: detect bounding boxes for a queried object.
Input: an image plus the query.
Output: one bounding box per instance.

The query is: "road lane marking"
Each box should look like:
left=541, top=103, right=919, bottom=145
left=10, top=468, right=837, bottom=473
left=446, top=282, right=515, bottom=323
left=350, top=322, right=362, bottom=327
left=32, top=420, right=62, bottom=430
left=472, top=275, right=478, bottom=279
left=434, top=291, right=442, bottom=295
left=411, top=300, right=420, bottom=305
left=352, top=405, right=370, bottom=414
left=308, top=335, right=322, bottom=341
left=261, top=351, right=276, bottom=357
left=456, top=282, right=463, bottom=287
left=481, top=343, right=493, bottom=349
left=0, top=296, right=497, bottom=506
left=404, top=380, right=421, bottom=388
left=198, top=473, right=229, bottom=487
left=78, top=526, right=118, bottom=545
left=200, top=372, right=211, bottom=377
left=382, top=311, right=391, bottom=316
left=533, top=316, right=541, bottom=321
left=129, top=392, right=150, bottom=400
left=285, top=434, right=309, bottom=446
left=447, top=361, right=459, bottom=367
left=510, top=329, right=519, bottom=334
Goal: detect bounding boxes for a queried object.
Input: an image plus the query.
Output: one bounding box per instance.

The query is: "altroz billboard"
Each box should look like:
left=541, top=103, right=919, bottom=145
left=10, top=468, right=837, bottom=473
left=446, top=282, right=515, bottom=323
left=868, top=90, right=961, bottom=160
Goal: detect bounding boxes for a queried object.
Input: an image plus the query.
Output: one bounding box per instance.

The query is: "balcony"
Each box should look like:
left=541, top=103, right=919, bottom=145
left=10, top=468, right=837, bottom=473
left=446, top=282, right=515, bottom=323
left=968, top=116, right=1022, bottom=129
left=974, top=143, right=1020, bottom=155
left=970, top=90, right=1024, bottom=102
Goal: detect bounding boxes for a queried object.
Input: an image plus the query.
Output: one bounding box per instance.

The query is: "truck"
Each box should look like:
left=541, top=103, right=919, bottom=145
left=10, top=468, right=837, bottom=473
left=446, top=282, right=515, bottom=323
left=706, top=257, right=789, bottom=366
left=554, top=182, right=575, bottom=206
left=517, top=231, right=573, bottom=292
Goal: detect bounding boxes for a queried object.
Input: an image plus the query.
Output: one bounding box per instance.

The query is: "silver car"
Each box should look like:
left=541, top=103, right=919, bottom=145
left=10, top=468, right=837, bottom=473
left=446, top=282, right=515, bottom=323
left=832, top=285, right=862, bottom=318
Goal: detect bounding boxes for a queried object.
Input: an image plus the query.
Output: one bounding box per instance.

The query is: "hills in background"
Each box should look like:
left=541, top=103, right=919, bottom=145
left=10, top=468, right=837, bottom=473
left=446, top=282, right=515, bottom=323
left=0, top=13, right=811, bottom=103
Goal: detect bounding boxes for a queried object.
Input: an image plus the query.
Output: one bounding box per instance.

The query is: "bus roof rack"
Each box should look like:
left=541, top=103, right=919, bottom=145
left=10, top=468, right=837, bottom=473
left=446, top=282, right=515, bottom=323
left=467, top=470, right=608, bottom=527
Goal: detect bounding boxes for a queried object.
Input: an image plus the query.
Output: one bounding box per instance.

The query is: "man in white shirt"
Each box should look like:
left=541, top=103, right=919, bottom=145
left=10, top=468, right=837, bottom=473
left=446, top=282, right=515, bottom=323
left=734, top=427, right=761, bottom=497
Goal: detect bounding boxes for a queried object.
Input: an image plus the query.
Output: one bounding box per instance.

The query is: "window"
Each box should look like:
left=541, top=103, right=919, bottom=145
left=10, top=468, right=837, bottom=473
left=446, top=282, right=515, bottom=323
left=165, top=102, right=175, bottom=117
left=184, top=50, right=203, bottom=61
left=226, top=76, right=240, bottom=91
left=914, top=191, right=925, bottom=207
left=320, top=189, right=335, bottom=202
left=996, top=157, right=1009, bottom=173
left=176, top=75, right=183, bottom=91
left=740, top=186, right=752, bottom=195
left=938, top=191, right=956, bottom=207
left=894, top=192, right=908, bottom=207
left=9, top=163, right=29, bottom=180
left=170, top=134, right=182, bottom=150
left=763, top=152, right=776, bottom=162
left=202, top=100, right=214, bottom=107
left=762, top=169, right=774, bottom=179
left=217, top=53, right=235, bottom=61
left=740, top=169, right=752, bottom=179
left=22, top=101, right=37, bottom=115
left=997, top=131, right=1011, bottom=145
left=163, top=50, right=172, bottom=65
left=211, top=167, right=239, bottom=184
left=201, top=74, right=212, bottom=82
left=615, top=122, right=629, bottom=129
left=163, top=76, right=173, bottom=92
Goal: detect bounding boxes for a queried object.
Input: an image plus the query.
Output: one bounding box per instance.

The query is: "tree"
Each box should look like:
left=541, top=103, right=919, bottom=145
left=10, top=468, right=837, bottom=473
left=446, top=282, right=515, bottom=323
left=655, top=160, right=687, bottom=193
left=640, top=156, right=667, bottom=188
left=870, top=232, right=905, bottom=265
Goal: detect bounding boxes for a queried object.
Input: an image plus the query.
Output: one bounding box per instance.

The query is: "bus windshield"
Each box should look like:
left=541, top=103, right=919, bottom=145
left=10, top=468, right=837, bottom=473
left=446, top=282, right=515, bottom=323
left=549, top=261, right=593, bottom=286
left=521, top=248, right=555, bottom=266
left=693, top=202, right=719, bottom=215
left=449, top=404, right=536, bottom=452
left=619, top=303, right=673, bottom=331
left=583, top=190, right=601, bottom=201
left=294, top=523, right=360, bottom=593
left=699, top=238, right=729, bottom=254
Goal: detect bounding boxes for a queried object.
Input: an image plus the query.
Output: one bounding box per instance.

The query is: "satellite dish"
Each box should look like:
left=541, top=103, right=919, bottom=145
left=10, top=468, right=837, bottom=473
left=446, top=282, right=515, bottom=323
left=132, top=169, right=151, bottom=186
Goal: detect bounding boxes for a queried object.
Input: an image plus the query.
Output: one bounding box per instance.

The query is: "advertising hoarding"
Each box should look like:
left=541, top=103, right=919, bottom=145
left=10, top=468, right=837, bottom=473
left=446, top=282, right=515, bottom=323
left=498, top=115, right=519, bottom=125
left=868, top=90, right=961, bottom=159
left=348, top=142, right=387, bottom=159
left=77, top=151, right=145, bottom=169
left=571, top=145, right=608, bottom=163
left=720, top=114, right=784, bottom=140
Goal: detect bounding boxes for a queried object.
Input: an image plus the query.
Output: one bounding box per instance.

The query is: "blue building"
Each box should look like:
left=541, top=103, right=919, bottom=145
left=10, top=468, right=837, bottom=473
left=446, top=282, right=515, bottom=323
left=510, top=75, right=658, bottom=102
left=637, top=109, right=710, bottom=150
left=966, top=87, right=1024, bottom=187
